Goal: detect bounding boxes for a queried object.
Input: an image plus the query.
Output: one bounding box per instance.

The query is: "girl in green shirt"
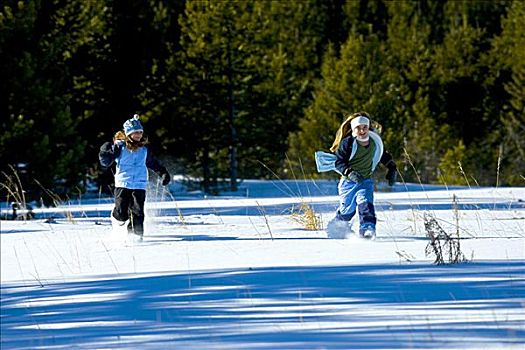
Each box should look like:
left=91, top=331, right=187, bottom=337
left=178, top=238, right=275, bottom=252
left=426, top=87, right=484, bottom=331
left=327, top=112, right=397, bottom=239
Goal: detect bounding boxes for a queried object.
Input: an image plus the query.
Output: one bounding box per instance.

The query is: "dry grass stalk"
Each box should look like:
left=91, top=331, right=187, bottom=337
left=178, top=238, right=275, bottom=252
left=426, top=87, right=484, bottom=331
left=402, top=149, right=425, bottom=235
left=35, top=179, right=77, bottom=222
left=256, top=200, right=273, bottom=240
left=395, top=250, right=416, bottom=262
left=258, top=156, right=323, bottom=233
left=496, top=144, right=502, bottom=188
left=458, top=161, right=471, bottom=188
left=0, top=165, right=34, bottom=220
left=291, top=202, right=322, bottom=231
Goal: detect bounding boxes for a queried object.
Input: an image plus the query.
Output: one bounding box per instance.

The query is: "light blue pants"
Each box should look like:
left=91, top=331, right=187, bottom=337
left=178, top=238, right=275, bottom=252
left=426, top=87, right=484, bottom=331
left=336, top=178, right=376, bottom=234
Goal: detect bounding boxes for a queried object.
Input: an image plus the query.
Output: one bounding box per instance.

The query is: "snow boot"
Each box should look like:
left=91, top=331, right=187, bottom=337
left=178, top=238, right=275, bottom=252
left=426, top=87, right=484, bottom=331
left=127, top=221, right=144, bottom=242
left=360, top=226, right=376, bottom=240
left=110, top=214, right=129, bottom=234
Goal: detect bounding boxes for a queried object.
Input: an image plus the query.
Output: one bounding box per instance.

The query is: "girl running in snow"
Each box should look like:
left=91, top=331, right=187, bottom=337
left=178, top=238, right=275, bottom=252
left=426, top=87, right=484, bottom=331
left=99, top=114, right=171, bottom=238
left=319, top=112, right=397, bottom=239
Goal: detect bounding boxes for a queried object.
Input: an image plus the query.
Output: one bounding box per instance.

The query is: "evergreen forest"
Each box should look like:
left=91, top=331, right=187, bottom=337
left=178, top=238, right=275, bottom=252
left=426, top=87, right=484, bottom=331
left=1, top=0, right=524, bottom=203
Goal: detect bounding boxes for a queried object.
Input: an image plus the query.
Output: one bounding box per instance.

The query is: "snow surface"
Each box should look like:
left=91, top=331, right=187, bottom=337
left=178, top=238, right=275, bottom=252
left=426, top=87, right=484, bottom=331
left=1, top=180, right=524, bottom=349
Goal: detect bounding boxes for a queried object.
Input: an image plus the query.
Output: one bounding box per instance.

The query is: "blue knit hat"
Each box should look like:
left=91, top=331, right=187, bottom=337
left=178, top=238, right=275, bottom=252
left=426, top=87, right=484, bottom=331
left=123, top=114, right=143, bottom=136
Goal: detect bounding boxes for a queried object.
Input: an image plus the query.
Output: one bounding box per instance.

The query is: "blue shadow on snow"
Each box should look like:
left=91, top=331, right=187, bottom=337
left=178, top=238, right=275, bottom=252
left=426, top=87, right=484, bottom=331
left=1, top=261, right=524, bottom=349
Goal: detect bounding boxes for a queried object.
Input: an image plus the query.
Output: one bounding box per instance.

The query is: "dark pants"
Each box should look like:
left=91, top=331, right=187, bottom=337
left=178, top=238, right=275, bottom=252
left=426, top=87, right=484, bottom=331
left=112, top=187, right=146, bottom=235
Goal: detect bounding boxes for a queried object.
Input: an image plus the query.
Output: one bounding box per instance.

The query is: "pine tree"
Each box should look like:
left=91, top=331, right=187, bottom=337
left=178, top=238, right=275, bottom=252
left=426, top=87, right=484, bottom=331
left=489, top=1, right=525, bottom=185
left=381, top=1, right=448, bottom=184
left=0, top=0, right=110, bottom=203
left=238, top=0, right=332, bottom=179
left=288, top=31, right=399, bottom=177
left=171, top=1, right=241, bottom=192
left=148, top=0, right=337, bottom=191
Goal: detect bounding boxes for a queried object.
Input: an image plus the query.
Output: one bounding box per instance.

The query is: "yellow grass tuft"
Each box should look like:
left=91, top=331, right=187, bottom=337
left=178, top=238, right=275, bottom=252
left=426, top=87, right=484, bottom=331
left=291, top=202, right=322, bottom=231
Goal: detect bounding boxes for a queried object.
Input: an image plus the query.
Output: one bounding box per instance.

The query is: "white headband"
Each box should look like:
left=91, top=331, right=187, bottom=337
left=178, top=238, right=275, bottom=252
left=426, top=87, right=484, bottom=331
left=350, top=116, right=370, bottom=130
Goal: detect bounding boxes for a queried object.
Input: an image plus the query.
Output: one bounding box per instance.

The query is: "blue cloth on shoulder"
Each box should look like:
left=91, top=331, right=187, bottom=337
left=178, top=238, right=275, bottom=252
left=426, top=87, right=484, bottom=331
left=314, top=151, right=341, bottom=174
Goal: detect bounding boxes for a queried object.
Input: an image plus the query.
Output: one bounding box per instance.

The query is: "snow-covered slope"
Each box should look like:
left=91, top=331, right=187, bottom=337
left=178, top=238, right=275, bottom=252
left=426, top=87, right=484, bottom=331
left=1, top=183, right=524, bottom=349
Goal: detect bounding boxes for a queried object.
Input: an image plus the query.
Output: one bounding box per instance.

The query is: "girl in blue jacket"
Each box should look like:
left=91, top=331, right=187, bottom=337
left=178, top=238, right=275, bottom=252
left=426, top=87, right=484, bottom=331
left=99, top=115, right=170, bottom=237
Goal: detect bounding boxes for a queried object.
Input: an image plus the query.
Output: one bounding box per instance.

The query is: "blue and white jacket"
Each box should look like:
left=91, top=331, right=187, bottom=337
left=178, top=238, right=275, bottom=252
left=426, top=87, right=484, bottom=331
left=99, top=140, right=167, bottom=190
left=315, top=131, right=393, bottom=176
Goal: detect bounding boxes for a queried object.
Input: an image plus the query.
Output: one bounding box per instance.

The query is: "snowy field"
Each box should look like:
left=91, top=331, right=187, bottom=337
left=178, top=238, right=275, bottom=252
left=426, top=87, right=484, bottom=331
left=1, top=180, right=524, bottom=349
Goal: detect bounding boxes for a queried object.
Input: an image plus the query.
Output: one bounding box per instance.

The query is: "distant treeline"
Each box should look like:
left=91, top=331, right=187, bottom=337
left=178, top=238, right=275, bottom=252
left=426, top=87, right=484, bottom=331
left=1, top=0, right=523, bottom=202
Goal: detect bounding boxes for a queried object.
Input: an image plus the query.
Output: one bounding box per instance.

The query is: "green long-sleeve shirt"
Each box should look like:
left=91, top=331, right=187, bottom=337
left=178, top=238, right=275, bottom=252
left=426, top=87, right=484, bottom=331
left=348, top=139, right=376, bottom=179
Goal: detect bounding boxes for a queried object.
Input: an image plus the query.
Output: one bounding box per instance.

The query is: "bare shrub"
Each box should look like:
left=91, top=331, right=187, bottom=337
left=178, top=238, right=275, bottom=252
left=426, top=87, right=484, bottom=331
left=424, top=212, right=466, bottom=265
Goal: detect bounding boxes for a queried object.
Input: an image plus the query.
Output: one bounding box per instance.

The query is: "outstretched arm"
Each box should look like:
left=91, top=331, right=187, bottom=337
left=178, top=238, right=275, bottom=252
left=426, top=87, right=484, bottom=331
left=99, top=142, right=122, bottom=169
left=380, top=150, right=394, bottom=166
left=381, top=151, right=397, bottom=186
